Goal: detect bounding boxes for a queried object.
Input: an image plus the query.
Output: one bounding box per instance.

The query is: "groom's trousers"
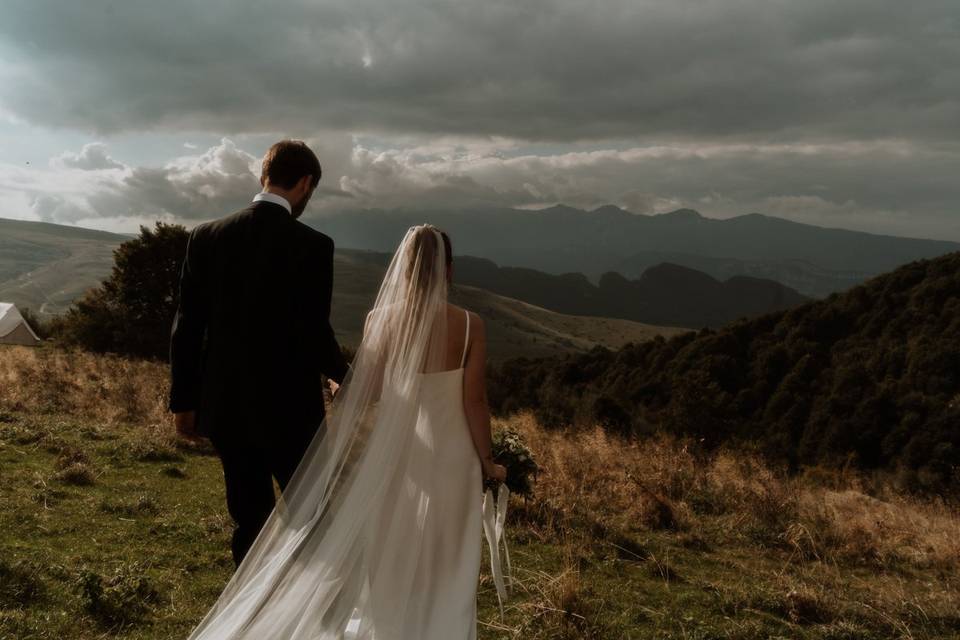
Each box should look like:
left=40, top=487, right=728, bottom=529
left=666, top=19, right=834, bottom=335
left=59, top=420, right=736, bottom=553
left=210, top=423, right=320, bottom=567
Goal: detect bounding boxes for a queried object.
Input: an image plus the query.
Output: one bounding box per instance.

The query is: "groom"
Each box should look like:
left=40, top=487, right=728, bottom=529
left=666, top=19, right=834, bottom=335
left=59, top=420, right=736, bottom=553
left=169, top=140, right=349, bottom=567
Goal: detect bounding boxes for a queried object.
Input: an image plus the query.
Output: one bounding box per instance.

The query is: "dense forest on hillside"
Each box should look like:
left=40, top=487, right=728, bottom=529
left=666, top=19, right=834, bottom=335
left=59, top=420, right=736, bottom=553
left=490, top=252, right=960, bottom=492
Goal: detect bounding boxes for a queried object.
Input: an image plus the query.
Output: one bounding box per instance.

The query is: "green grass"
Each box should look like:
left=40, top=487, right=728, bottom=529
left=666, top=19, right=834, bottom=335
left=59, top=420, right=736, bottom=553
left=1, top=411, right=958, bottom=639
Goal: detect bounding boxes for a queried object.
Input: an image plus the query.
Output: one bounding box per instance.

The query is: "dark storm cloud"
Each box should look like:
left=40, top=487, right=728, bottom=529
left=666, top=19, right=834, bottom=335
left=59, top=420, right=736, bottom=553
left=0, top=0, right=957, bottom=143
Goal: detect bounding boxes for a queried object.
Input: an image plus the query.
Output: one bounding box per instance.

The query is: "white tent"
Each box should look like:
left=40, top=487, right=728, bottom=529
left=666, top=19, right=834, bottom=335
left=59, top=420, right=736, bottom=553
left=0, top=303, right=41, bottom=346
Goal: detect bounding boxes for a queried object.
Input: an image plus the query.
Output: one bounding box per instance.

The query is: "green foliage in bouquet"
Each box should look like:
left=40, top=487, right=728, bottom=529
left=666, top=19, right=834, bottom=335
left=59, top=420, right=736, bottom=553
left=487, top=426, right=538, bottom=498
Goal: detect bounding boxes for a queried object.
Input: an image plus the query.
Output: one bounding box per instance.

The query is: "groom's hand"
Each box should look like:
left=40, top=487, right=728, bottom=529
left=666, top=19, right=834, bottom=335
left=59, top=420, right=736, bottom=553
left=174, top=411, right=203, bottom=441
left=327, top=378, right=340, bottom=398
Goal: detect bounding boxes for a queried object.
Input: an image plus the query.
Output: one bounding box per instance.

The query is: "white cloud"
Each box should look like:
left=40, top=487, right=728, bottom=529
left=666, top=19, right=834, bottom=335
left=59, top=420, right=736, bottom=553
left=88, top=138, right=260, bottom=220
left=0, top=138, right=259, bottom=230
left=52, top=142, right=124, bottom=170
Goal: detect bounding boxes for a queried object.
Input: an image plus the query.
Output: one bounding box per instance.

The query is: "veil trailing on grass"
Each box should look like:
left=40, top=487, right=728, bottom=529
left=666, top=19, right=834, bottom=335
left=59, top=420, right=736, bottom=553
left=186, top=225, right=479, bottom=639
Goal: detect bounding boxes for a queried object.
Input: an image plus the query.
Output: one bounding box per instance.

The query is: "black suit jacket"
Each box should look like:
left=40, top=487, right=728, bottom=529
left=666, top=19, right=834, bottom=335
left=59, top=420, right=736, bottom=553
left=168, top=200, right=349, bottom=440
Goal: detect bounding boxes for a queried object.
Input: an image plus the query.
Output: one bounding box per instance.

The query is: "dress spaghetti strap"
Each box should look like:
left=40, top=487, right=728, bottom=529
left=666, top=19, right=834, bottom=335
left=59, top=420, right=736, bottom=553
left=459, top=309, right=470, bottom=369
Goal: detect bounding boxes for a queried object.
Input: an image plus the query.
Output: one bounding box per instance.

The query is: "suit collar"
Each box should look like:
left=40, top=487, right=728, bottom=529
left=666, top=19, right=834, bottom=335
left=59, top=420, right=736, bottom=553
left=252, top=191, right=292, bottom=215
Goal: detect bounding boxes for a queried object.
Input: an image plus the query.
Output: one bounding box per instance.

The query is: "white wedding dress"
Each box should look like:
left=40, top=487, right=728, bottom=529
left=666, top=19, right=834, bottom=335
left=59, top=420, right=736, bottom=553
left=186, top=226, right=508, bottom=640
left=361, top=310, right=482, bottom=639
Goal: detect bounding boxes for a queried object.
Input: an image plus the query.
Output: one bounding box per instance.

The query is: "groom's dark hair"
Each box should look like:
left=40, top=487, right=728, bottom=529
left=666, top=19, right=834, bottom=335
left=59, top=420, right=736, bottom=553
left=261, top=140, right=322, bottom=189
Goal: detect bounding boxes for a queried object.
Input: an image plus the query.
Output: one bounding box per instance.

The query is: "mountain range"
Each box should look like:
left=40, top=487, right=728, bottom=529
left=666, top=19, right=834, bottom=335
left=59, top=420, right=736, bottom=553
left=311, top=205, right=960, bottom=297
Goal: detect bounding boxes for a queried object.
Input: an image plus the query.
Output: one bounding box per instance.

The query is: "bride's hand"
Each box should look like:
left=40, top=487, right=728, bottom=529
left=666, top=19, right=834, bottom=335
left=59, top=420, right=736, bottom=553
left=482, top=458, right=507, bottom=483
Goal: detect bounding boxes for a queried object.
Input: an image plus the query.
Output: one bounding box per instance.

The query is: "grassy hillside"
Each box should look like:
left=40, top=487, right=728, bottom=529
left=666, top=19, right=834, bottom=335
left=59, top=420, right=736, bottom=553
left=0, top=218, right=125, bottom=316
left=1, top=346, right=958, bottom=639
left=451, top=285, right=690, bottom=358
left=491, top=252, right=960, bottom=491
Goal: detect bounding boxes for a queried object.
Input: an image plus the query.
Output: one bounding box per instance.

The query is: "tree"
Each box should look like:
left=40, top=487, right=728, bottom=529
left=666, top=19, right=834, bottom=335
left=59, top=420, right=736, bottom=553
left=51, top=222, right=189, bottom=360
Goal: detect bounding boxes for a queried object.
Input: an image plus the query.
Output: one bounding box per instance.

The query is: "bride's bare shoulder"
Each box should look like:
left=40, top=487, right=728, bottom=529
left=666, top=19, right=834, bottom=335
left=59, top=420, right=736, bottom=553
left=446, top=303, right=484, bottom=332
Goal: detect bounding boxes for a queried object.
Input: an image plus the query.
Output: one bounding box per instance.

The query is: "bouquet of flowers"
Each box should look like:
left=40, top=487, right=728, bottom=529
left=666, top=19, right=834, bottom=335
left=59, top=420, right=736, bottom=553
left=485, top=426, right=538, bottom=498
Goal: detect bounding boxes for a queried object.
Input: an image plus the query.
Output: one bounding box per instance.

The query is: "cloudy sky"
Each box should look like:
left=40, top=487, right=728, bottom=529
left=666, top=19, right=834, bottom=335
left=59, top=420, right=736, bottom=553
left=0, top=0, right=958, bottom=239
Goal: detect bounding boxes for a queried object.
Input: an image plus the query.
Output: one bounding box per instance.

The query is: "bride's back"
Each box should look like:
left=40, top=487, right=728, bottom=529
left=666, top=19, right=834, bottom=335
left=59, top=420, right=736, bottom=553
left=430, top=303, right=471, bottom=373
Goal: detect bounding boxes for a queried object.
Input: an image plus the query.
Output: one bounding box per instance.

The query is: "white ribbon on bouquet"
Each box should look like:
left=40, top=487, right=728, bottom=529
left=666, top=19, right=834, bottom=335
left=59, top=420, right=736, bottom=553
left=482, top=483, right=511, bottom=620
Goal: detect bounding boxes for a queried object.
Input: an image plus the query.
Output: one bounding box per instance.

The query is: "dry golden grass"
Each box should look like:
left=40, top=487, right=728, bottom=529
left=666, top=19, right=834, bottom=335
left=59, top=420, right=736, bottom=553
left=0, top=345, right=169, bottom=427
left=501, top=412, right=960, bottom=572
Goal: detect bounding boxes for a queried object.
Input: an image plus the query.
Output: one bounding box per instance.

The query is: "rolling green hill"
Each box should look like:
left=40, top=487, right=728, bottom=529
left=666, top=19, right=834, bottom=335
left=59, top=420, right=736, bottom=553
left=0, top=218, right=126, bottom=316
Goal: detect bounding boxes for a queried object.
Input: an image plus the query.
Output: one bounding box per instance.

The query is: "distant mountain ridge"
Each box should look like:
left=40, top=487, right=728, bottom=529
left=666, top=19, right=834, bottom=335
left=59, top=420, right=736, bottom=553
left=452, top=255, right=807, bottom=328
left=611, top=250, right=868, bottom=298
left=312, top=205, right=960, bottom=297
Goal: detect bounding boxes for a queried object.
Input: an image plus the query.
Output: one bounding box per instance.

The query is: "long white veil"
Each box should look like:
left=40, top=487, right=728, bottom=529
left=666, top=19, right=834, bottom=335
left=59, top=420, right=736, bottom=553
left=187, top=225, right=471, bottom=639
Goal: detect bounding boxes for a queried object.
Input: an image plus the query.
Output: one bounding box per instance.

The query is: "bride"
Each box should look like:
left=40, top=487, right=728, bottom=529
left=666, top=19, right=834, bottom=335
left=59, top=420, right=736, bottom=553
left=186, top=224, right=509, bottom=639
